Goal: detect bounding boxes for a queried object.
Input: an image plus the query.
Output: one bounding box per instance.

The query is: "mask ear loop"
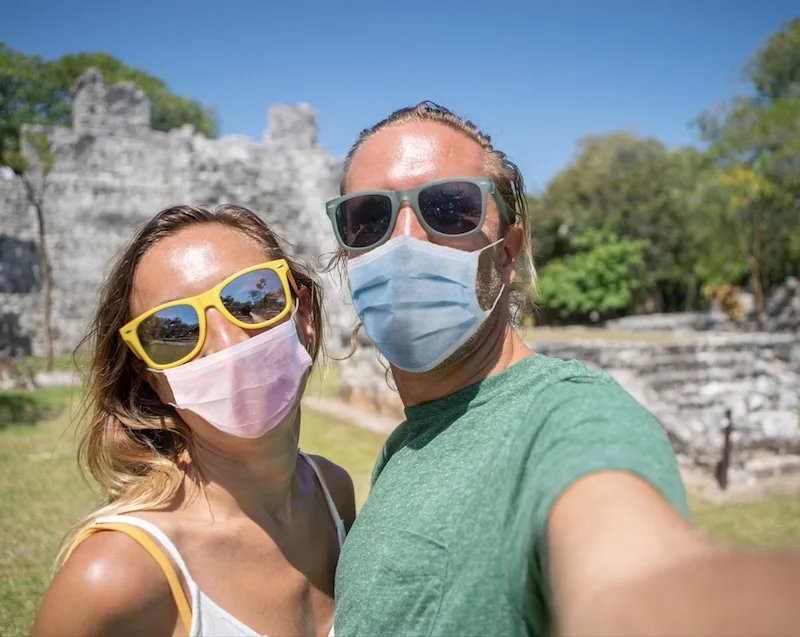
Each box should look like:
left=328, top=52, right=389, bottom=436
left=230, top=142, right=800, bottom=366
left=482, top=236, right=506, bottom=253
left=476, top=236, right=507, bottom=314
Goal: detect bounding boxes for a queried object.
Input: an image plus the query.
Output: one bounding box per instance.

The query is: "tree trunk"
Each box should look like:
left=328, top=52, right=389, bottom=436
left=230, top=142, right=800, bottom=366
left=685, top=274, right=698, bottom=312
left=33, top=199, right=54, bottom=372
left=750, top=256, right=765, bottom=330
left=750, top=204, right=764, bottom=330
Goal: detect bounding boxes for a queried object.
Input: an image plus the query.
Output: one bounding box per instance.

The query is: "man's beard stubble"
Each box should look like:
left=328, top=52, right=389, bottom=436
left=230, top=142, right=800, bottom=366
left=431, top=243, right=508, bottom=371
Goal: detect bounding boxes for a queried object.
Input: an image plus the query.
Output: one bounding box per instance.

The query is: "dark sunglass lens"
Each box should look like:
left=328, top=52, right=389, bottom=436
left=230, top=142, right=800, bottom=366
left=221, top=269, right=287, bottom=325
left=336, top=195, right=393, bottom=248
left=138, top=305, right=200, bottom=365
left=418, top=182, right=483, bottom=235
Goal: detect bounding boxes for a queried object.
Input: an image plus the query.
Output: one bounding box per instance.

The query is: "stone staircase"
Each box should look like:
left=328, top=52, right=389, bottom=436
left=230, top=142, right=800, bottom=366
left=533, top=333, right=800, bottom=484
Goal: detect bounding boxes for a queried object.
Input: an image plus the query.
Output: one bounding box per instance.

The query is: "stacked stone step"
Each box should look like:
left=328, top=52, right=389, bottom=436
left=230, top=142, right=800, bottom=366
left=532, top=334, right=800, bottom=484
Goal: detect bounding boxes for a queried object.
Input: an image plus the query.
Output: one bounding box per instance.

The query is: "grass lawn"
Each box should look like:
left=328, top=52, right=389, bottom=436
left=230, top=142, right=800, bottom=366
left=691, top=496, right=800, bottom=549
left=2, top=381, right=799, bottom=635
left=0, top=381, right=383, bottom=635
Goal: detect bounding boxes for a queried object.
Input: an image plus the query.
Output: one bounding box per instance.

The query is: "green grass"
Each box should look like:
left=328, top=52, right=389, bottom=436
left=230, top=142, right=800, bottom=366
left=0, top=385, right=79, bottom=429
left=1, top=383, right=799, bottom=635
left=0, top=386, right=93, bottom=636
left=6, top=355, right=77, bottom=375
left=304, top=361, right=342, bottom=400
left=0, top=383, right=382, bottom=635
left=691, top=496, right=800, bottom=549
left=300, top=404, right=384, bottom=507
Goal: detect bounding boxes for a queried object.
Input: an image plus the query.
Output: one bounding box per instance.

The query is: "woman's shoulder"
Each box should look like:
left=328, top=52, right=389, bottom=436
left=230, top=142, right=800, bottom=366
left=307, top=454, right=357, bottom=531
left=31, top=528, right=180, bottom=637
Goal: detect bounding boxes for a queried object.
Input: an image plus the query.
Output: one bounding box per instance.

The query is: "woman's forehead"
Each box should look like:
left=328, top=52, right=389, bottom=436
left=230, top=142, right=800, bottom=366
left=130, top=226, right=269, bottom=314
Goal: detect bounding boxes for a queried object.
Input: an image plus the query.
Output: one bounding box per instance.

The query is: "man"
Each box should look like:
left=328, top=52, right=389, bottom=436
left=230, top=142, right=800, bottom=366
left=325, top=101, right=800, bottom=636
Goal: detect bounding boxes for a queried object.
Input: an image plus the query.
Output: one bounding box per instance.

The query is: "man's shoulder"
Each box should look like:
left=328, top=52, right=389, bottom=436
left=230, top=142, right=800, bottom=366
left=504, top=353, right=622, bottom=405
left=505, top=353, right=663, bottom=446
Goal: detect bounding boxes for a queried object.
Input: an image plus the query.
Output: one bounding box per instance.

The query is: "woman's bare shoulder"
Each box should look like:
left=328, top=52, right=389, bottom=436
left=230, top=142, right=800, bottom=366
left=30, top=529, right=181, bottom=637
left=309, top=454, right=357, bottom=531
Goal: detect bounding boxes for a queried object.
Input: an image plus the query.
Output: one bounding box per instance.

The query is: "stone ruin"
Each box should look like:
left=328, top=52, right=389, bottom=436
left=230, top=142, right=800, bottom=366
left=0, top=68, right=356, bottom=359
left=1, top=68, right=798, bottom=486
left=339, top=286, right=800, bottom=487
left=343, top=327, right=800, bottom=486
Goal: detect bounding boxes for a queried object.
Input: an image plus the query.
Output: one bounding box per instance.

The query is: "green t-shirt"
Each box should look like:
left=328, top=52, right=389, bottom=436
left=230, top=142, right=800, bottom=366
left=334, top=353, right=689, bottom=637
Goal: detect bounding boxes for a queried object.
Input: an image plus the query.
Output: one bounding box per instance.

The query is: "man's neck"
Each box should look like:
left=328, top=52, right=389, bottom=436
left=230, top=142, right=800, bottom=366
left=393, top=313, right=534, bottom=408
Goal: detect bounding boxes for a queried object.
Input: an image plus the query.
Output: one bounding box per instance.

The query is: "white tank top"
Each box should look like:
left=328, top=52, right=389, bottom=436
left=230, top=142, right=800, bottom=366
left=86, top=451, right=344, bottom=637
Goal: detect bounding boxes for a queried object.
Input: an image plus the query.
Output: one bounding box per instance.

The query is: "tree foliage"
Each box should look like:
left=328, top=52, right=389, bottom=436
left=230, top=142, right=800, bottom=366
left=0, top=44, right=218, bottom=165
left=537, top=229, right=648, bottom=323
left=529, top=17, right=800, bottom=325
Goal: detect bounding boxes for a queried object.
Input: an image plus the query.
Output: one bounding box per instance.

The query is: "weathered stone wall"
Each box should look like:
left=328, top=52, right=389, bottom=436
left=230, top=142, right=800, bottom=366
left=606, top=278, right=800, bottom=334
left=338, top=330, right=800, bottom=483
left=763, top=277, right=800, bottom=332
left=338, top=329, right=404, bottom=418
left=532, top=333, right=800, bottom=483
left=0, top=69, right=356, bottom=357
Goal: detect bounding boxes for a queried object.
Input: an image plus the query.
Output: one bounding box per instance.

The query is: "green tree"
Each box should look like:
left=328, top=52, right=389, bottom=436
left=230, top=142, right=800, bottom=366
left=535, top=131, right=691, bottom=313
left=0, top=44, right=218, bottom=165
left=5, top=132, right=57, bottom=371
left=537, top=229, right=649, bottom=324
left=745, top=15, right=800, bottom=102
left=714, top=164, right=780, bottom=323
left=695, top=16, right=800, bottom=321
left=53, top=52, right=219, bottom=137
left=0, top=44, right=54, bottom=165
left=665, top=145, right=752, bottom=309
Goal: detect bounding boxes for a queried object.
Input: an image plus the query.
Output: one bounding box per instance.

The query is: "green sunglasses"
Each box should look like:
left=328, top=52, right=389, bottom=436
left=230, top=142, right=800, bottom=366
left=325, top=176, right=512, bottom=252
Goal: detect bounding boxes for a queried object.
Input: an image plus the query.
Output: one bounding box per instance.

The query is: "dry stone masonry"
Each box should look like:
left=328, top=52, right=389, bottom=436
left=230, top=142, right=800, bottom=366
left=338, top=311, right=800, bottom=485
left=0, top=68, right=357, bottom=358
left=533, top=333, right=800, bottom=484
left=1, top=68, right=797, bottom=485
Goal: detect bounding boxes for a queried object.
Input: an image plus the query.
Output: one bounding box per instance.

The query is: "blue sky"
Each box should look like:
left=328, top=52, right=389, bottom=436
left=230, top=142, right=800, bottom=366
left=3, top=1, right=797, bottom=192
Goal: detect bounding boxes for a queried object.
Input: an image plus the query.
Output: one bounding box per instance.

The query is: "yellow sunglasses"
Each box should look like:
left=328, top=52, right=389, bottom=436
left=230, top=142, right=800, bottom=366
left=120, top=259, right=299, bottom=370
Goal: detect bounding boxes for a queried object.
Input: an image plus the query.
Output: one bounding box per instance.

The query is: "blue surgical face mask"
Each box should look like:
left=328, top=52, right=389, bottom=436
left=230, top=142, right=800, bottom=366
left=347, top=235, right=505, bottom=373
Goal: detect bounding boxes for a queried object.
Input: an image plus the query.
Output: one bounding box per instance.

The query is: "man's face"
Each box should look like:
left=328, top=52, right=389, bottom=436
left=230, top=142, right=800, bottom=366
left=345, top=121, right=516, bottom=367
left=344, top=121, right=506, bottom=259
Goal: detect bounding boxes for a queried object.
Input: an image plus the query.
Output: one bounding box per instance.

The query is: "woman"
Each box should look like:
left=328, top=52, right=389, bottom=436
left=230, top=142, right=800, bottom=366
left=31, top=204, right=356, bottom=637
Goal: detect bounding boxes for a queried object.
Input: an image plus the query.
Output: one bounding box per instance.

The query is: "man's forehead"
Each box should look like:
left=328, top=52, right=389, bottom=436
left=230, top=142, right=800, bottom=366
left=346, top=121, right=486, bottom=192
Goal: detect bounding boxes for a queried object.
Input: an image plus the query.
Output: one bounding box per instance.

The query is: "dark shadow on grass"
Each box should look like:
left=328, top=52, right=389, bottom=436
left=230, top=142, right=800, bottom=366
left=0, top=393, right=54, bottom=428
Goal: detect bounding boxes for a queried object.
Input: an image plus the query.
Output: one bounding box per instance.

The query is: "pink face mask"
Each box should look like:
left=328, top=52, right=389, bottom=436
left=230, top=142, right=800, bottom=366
left=150, top=310, right=313, bottom=439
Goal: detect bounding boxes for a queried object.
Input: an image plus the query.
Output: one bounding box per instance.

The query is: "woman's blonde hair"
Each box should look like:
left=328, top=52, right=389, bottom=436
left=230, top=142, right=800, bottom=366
left=56, top=204, right=325, bottom=568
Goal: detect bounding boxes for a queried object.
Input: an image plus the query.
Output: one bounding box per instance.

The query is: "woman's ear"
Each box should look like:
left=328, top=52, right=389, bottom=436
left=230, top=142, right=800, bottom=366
left=295, top=286, right=315, bottom=351
left=133, top=356, right=175, bottom=404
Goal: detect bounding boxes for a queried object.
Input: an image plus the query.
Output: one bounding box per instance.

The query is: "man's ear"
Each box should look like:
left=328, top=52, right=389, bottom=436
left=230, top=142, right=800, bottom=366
left=502, top=223, right=525, bottom=285
left=295, top=286, right=315, bottom=351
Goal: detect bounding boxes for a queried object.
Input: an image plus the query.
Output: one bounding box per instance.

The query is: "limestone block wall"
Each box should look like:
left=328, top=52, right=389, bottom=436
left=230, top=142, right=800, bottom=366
left=0, top=69, right=356, bottom=357
left=338, top=329, right=405, bottom=418
left=338, top=331, right=800, bottom=483
left=532, top=334, right=800, bottom=479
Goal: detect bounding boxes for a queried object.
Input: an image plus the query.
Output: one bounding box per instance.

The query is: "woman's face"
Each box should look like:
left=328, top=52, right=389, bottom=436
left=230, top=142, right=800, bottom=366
left=131, top=223, right=314, bottom=403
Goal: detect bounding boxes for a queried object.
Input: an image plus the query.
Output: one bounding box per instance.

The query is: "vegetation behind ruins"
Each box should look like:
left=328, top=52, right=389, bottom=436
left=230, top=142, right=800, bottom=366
left=3, top=18, right=799, bottom=327
left=0, top=44, right=219, bottom=167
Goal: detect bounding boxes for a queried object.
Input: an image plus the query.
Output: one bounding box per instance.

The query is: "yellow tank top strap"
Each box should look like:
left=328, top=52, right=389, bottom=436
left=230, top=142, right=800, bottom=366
left=65, top=522, right=193, bottom=633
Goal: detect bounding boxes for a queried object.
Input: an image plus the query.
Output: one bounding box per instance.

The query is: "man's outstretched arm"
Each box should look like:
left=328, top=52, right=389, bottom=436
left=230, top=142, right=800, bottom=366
left=549, top=470, right=800, bottom=637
